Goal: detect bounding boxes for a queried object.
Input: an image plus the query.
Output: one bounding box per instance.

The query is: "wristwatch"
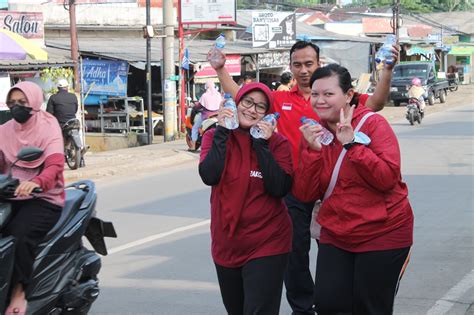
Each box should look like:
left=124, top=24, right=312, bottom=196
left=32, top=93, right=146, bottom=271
left=343, top=132, right=371, bottom=150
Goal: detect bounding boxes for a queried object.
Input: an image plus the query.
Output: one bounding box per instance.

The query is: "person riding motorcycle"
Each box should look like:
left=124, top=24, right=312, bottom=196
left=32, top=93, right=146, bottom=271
left=407, top=77, right=426, bottom=113
left=46, top=79, right=78, bottom=126
left=189, top=80, right=221, bottom=151
left=0, top=82, right=65, bottom=315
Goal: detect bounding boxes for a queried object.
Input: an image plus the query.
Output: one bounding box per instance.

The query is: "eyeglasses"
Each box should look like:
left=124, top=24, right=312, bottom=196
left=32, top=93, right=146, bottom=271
left=6, top=100, right=29, bottom=107
left=240, top=97, right=267, bottom=114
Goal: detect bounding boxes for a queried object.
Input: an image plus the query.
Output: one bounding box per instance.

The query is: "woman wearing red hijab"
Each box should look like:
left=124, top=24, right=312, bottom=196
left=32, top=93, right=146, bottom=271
left=0, top=81, right=65, bottom=315
left=199, top=82, right=293, bottom=314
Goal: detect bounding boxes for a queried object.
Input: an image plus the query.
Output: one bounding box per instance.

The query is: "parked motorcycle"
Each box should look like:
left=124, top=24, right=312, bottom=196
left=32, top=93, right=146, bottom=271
left=0, top=147, right=117, bottom=315
left=447, top=74, right=459, bottom=92
left=185, top=101, right=218, bottom=151
left=62, top=118, right=83, bottom=170
left=406, top=98, right=423, bottom=125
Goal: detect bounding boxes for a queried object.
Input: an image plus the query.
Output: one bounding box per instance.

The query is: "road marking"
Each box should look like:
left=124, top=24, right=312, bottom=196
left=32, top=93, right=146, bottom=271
left=427, top=269, right=474, bottom=315
left=108, top=219, right=210, bottom=255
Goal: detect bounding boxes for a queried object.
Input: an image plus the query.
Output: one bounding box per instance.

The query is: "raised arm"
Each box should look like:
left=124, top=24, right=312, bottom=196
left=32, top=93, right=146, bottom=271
left=208, top=49, right=239, bottom=99
left=366, top=45, right=399, bottom=112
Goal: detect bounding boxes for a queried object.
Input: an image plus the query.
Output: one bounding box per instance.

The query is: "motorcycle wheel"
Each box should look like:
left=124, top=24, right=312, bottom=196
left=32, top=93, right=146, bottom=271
left=449, top=84, right=458, bottom=92
left=65, top=140, right=81, bottom=170
left=60, top=304, right=92, bottom=315
left=407, top=110, right=415, bottom=125
left=416, top=112, right=422, bottom=124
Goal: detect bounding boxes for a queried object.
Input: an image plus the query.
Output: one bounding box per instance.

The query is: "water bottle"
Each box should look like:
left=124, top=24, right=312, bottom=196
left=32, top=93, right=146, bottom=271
left=223, top=93, right=239, bottom=130
left=250, top=112, right=280, bottom=139
left=375, top=34, right=397, bottom=65
left=210, top=33, right=226, bottom=64
left=300, top=116, right=334, bottom=145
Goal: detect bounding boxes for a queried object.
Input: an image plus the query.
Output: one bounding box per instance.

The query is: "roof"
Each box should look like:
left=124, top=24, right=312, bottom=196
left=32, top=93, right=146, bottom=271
left=303, top=12, right=332, bottom=25
left=416, top=11, right=474, bottom=35
left=362, top=17, right=393, bottom=34
left=407, top=24, right=433, bottom=38
left=0, top=46, right=73, bottom=70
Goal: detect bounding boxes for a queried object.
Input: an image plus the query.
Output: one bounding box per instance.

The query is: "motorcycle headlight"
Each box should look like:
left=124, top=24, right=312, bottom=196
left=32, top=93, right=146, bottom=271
left=390, top=87, right=398, bottom=92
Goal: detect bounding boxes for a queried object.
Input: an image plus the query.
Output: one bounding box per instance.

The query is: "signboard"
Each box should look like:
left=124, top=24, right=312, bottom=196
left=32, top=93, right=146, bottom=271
left=0, top=74, right=11, bottom=111
left=258, top=51, right=290, bottom=69
left=181, top=0, right=236, bottom=24
left=195, top=54, right=241, bottom=78
left=82, top=59, right=129, bottom=97
left=443, top=36, right=459, bottom=45
left=0, top=11, right=44, bottom=46
left=252, top=11, right=296, bottom=49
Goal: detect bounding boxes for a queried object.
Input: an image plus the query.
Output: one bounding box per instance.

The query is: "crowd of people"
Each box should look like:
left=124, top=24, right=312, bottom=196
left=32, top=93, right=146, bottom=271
left=199, top=40, right=414, bottom=315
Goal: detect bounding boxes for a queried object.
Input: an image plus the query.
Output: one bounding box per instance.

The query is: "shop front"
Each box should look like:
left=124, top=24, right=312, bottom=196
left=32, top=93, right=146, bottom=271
left=447, top=46, right=474, bottom=84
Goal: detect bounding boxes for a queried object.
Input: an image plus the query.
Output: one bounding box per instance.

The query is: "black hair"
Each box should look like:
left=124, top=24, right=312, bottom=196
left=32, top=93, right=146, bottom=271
left=280, top=72, right=293, bottom=85
left=289, top=40, right=320, bottom=62
left=310, top=64, right=359, bottom=106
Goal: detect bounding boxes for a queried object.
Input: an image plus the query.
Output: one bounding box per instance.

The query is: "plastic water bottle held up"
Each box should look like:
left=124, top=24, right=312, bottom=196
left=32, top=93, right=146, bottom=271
left=210, top=33, right=226, bottom=64
left=250, top=112, right=280, bottom=139
left=375, top=34, right=397, bottom=65
left=223, top=93, right=239, bottom=130
left=300, top=116, right=334, bottom=145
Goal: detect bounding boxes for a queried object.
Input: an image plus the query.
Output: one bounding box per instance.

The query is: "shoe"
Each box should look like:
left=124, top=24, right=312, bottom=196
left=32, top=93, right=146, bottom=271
left=188, top=141, right=196, bottom=151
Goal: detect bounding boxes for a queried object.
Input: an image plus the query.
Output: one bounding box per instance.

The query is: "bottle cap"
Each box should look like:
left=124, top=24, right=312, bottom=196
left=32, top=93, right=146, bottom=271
left=224, top=93, right=231, bottom=99
left=274, top=112, right=280, bottom=119
left=300, top=116, right=307, bottom=123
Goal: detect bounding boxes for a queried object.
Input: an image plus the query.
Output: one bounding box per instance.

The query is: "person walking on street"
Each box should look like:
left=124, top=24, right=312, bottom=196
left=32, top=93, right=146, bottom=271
left=277, top=72, right=295, bottom=92
left=46, top=79, right=78, bottom=126
left=199, top=82, right=293, bottom=315
left=208, top=40, right=399, bottom=315
left=294, top=64, right=413, bottom=314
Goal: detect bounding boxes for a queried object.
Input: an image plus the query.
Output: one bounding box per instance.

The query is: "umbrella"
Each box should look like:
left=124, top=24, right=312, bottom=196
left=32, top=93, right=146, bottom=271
left=0, top=28, right=48, bottom=61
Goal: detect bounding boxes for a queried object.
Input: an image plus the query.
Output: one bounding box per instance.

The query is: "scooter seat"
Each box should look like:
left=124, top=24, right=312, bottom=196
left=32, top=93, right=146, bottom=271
left=45, top=189, right=87, bottom=239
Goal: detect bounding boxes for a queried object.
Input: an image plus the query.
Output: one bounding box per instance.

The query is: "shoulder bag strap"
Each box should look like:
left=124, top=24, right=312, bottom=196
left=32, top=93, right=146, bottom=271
left=322, top=112, right=376, bottom=201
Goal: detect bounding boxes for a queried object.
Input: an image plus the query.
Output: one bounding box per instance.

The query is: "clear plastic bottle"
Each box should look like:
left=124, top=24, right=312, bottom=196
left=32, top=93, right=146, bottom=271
left=300, top=116, right=334, bottom=145
left=223, top=93, right=239, bottom=130
left=375, top=34, right=397, bottom=65
left=250, top=112, right=280, bottom=139
left=209, top=33, right=226, bottom=64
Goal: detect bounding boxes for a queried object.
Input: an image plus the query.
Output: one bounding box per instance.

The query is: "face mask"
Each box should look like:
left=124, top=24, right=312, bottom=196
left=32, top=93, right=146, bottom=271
left=10, top=104, right=33, bottom=124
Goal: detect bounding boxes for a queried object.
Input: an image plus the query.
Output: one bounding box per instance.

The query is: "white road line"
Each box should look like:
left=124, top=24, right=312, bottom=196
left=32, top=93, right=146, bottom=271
left=427, top=269, right=474, bottom=315
left=108, top=219, right=210, bottom=255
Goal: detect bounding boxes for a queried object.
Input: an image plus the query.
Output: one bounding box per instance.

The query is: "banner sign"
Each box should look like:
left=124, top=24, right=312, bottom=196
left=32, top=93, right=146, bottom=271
left=82, top=59, right=129, bottom=97
left=258, top=51, right=290, bottom=69
left=0, top=11, right=44, bottom=45
left=181, top=0, right=236, bottom=24
left=195, top=54, right=241, bottom=78
left=252, top=11, right=296, bottom=49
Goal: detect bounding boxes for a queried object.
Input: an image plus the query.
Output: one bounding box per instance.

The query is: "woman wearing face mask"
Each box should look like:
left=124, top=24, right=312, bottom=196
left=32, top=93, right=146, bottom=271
left=0, top=81, right=65, bottom=315
left=293, top=64, right=413, bottom=315
left=199, top=82, right=293, bottom=314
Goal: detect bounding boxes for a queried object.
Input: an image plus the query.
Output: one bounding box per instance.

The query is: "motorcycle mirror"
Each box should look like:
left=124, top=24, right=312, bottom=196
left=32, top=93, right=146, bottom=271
left=16, top=147, right=44, bottom=162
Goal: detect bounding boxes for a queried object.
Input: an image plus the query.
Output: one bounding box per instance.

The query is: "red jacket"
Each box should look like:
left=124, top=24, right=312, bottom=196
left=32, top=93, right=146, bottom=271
left=292, top=105, right=413, bottom=251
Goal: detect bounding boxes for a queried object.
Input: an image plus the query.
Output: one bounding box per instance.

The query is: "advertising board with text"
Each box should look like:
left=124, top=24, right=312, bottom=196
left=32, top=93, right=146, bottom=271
left=0, top=11, right=44, bottom=45
left=82, top=60, right=129, bottom=97
left=195, top=54, right=241, bottom=78
left=252, top=11, right=296, bottom=49
left=181, top=0, right=236, bottom=24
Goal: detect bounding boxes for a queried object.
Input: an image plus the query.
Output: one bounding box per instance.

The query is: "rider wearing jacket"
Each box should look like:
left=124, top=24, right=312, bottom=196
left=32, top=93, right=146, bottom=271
left=0, top=81, right=65, bottom=315
left=46, top=79, right=78, bottom=126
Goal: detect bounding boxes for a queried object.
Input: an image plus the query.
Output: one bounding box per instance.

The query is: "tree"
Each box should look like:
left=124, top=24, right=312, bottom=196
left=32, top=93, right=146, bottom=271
left=353, top=0, right=472, bottom=12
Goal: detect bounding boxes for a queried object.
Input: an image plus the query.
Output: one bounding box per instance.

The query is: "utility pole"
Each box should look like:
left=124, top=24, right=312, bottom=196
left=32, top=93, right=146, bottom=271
left=145, top=0, right=153, bottom=145
left=68, top=0, right=80, bottom=93
left=162, top=0, right=176, bottom=141
left=392, top=0, right=400, bottom=40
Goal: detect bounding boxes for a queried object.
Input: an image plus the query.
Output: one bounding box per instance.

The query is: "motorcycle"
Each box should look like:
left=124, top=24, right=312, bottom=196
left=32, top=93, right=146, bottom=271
left=62, top=118, right=83, bottom=170
left=185, top=101, right=218, bottom=152
left=447, top=73, right=459, bottom=92
left=0, top=147, right=117, bottom=315
left=406, top=98, right=423, bottom=125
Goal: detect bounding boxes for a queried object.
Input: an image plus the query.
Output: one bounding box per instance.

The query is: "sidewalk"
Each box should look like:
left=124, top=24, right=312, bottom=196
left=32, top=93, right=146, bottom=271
left=65, top=84, right=473, bottom=183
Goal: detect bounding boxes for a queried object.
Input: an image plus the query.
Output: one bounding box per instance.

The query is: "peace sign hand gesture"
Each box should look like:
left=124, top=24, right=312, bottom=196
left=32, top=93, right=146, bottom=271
left=336, top=105, right=355, bottom=145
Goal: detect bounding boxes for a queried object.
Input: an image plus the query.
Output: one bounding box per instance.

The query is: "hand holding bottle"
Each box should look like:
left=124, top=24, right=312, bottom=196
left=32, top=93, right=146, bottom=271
left=299, top=122, right=324, bottom=151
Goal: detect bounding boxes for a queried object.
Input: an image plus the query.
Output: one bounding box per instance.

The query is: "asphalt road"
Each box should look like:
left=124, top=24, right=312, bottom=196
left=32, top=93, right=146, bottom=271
left=89, top=103, right=474, bottom=315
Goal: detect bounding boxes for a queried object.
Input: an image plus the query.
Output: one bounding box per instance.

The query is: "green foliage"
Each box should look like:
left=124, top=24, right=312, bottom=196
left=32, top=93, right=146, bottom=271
left=40, top=67, right=74, bottom=94
left=353, top=0, right=473, bottom=12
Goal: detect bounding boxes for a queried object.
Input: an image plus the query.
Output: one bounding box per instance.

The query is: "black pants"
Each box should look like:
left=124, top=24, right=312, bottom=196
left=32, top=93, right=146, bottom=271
left=215, top=253, right=289, bottom=315
left=314, top=243, right=411, bottom=315
left=284, top=193, right=316, bottom=315
left=5, top=199, right=61, bottom=287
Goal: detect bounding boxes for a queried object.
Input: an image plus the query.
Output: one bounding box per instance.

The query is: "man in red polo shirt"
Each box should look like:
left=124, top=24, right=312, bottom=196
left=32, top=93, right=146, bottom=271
left=209, top=40, right=398, bottom=315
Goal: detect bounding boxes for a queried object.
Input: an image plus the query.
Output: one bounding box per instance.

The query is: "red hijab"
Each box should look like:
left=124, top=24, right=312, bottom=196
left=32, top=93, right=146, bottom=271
left=0, top=81, right=63, bottom=168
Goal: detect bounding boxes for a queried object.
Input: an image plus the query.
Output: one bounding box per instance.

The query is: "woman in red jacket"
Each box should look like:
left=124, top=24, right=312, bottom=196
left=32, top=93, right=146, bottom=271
left=293, top=64, right=413, bottom=315
left=0, top=81, right=65, bottom=315
left=199, top=82, right=293, bottom=314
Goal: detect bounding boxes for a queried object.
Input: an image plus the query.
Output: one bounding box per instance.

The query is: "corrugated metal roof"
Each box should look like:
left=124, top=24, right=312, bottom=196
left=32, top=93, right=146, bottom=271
left=0, top=46, right=73, bottom=70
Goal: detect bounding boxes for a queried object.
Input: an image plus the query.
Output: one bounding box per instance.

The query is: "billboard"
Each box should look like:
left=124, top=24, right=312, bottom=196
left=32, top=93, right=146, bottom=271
left=82, top=60, right=129, bottom=97
left=252, top=11, right=296, bottom=49
left=181, top=0, right=236, bottom=24
left=195, top=54, right=241, bottom=78
left=0, top=11, right=44, bottom=45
